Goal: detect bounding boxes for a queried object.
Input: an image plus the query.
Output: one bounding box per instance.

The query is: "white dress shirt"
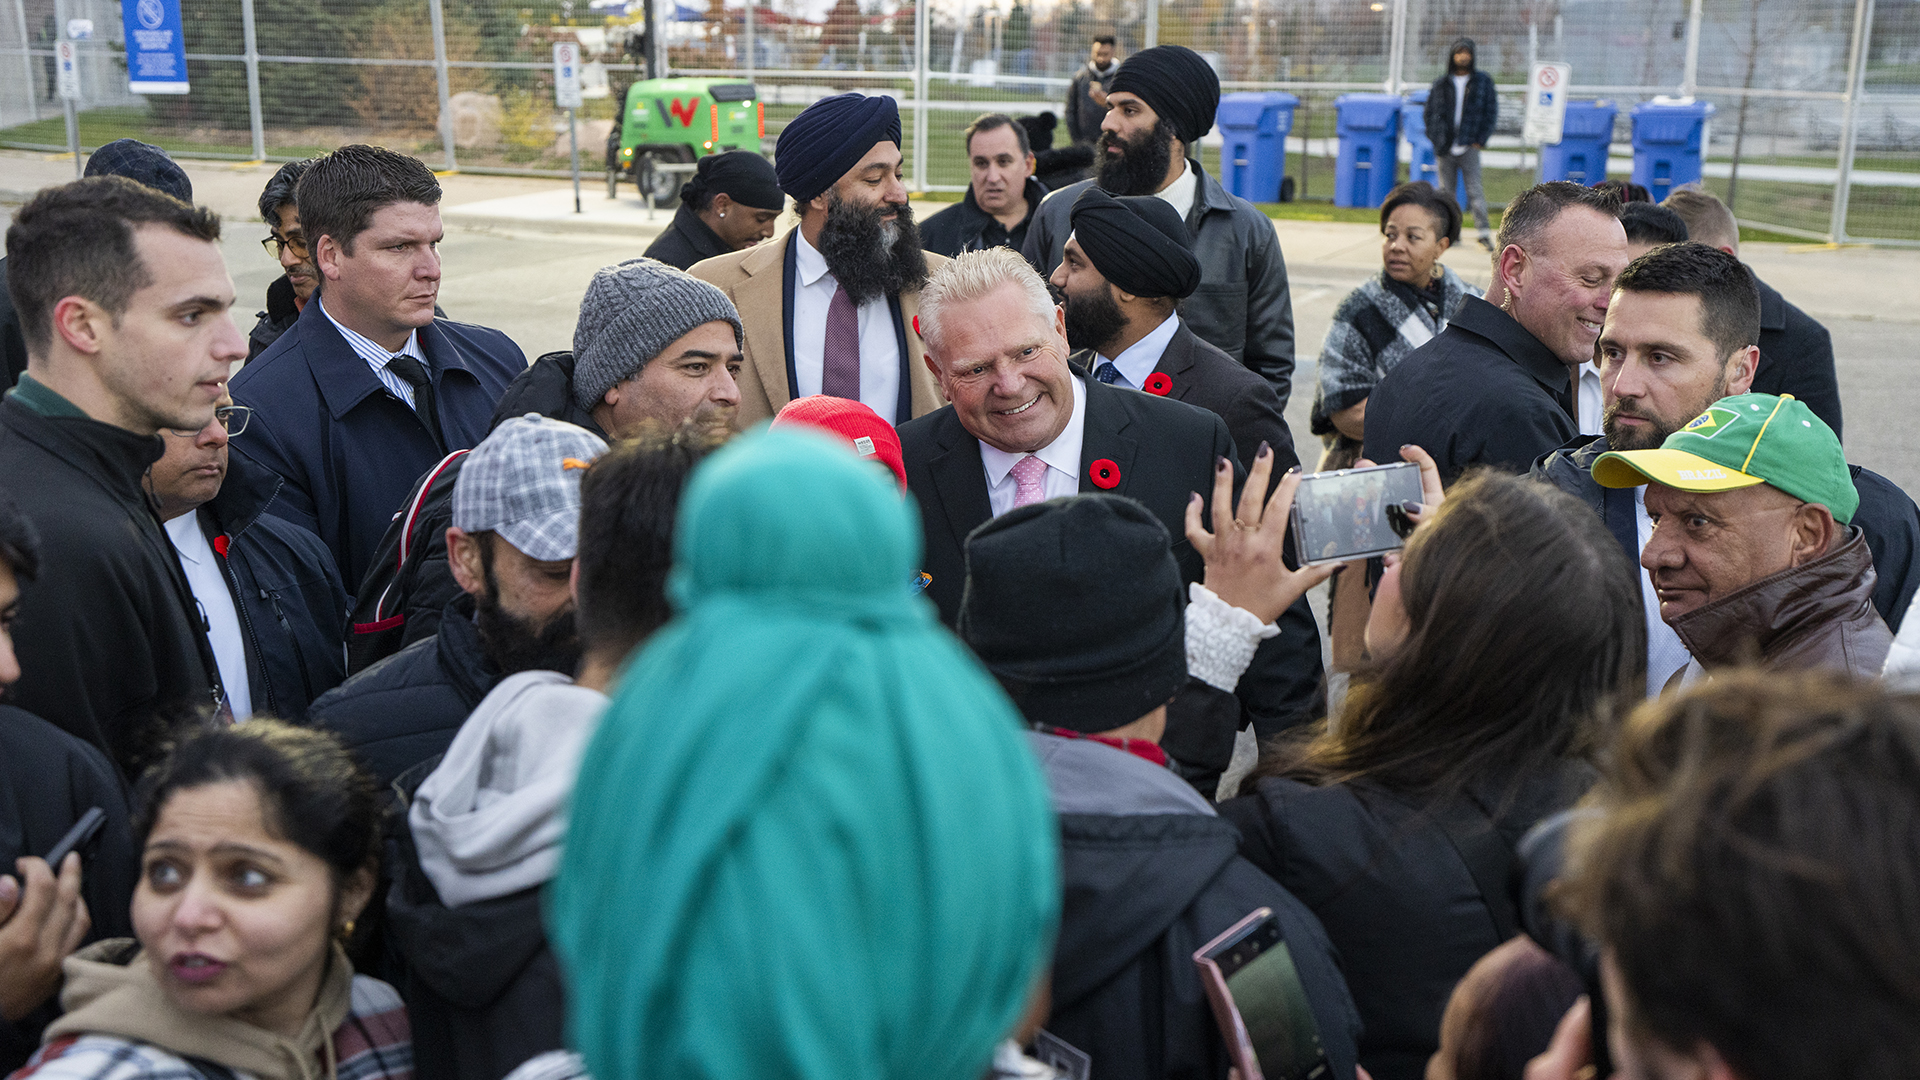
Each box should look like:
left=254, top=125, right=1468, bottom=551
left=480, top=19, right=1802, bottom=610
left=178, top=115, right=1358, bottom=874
left=790, top=230, right=903, bottom=422
left=1156, top=160, right=1199, bottom=222
left=981, top=376, right=1089, bottom=517
left=1097, top=312, right=1181, bottom=390
left=1636, top=484, right=1694, bottom=695
left=320, top=296, right=428, bottom=409
left=1450, top=74, right=1471, bottom=154
left=166, top=514, right=252, bottom=721
left=1577, top=361, right=1604, bottom=435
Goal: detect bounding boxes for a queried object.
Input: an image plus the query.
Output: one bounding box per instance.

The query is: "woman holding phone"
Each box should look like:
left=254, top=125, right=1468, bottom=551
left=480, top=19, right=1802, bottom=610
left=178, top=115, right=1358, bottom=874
left=1219, top=470, right=1645, bottom=1080
left=10, top=722, right=411, bottom=1080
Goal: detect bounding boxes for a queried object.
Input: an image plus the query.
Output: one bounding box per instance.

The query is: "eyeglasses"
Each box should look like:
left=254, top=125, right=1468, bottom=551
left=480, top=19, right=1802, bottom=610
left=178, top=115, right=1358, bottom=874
left=261, top=233, right=309, bottom=258
left=167, top=405, right=252, bottom=439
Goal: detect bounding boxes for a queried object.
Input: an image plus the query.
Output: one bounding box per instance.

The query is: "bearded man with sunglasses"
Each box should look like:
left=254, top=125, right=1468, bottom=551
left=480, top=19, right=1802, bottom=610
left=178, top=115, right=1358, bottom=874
left=145, top=396, right=350, bottom=721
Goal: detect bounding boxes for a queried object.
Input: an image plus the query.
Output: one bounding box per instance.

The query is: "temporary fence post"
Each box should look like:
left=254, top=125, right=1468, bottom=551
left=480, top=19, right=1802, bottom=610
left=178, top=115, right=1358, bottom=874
left=743, top=0, right=754, bottom=80
left=12, top=0, right=36, bottom=124
left=1830, top=0, right=1874, bottom=243
left=1144, top=0, right=1158, bottom=49
left=240, top=0, right=266, bottom=160
left=427, top=0, right=457, bottom=171
left=1385, top=0, right=1407, bottom=94
left=913, top=0, right=928, bottom=191
left=1680, top=0, right=1702, bottom=98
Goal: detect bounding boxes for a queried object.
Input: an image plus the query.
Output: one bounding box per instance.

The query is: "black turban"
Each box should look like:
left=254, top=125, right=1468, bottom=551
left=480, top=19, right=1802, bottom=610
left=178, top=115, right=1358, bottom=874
left=1106, top=45, right=1222, bottom=147
left=774, top=93, right=902, bottom=203
left=1069, top=187, right=1200, bottom=300
left=686, top=150, right=784, bottom=212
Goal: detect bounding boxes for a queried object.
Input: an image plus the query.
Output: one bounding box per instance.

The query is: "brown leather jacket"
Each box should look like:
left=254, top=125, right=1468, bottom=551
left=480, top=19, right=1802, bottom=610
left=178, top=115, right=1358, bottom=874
left=1672, top=527, right=1893, bottom=677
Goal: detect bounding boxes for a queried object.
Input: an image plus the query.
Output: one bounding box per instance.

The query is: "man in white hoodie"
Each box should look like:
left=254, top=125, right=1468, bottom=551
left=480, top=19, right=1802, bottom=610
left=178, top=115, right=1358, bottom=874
left=386, top=422, right=729, bottom=1080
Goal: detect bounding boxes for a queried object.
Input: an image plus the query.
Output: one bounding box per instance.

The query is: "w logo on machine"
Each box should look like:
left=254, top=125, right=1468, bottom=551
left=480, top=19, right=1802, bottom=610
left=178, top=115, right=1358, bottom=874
left=669, top=98, right=699, bottom=126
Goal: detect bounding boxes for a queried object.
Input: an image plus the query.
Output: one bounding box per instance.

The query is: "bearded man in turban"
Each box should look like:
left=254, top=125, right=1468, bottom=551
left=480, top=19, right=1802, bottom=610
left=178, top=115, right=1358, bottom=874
left=1047, top=186, right=1326, bottom=755
left=690, top=93, right=949, bottom=428
left=1020, top=45, right=1300, bottom=409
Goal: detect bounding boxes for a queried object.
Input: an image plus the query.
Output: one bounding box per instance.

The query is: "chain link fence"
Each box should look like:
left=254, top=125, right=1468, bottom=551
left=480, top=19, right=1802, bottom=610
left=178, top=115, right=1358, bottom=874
left=2, top=0, right=1915, bottom=243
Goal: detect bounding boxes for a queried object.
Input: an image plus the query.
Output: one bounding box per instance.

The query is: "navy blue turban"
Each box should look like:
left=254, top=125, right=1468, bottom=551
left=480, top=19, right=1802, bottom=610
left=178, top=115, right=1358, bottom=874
left=774, top=93, right=902, bottom=203
left=1069, top=186, right=1200, bottom=300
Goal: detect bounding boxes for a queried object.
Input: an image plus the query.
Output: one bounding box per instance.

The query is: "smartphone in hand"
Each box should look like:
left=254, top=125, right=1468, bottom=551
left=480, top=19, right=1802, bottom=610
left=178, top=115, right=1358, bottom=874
left=1289, top=461, right=1424, bottom=567
left=43, top=808, right=107, bottom=870
left=1194, top=908, right=1331, bottom=1080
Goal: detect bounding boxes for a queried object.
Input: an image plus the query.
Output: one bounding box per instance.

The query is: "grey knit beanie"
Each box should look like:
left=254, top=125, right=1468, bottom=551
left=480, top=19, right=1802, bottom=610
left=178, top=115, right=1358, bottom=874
left=571, top=258, right=745, bottom=411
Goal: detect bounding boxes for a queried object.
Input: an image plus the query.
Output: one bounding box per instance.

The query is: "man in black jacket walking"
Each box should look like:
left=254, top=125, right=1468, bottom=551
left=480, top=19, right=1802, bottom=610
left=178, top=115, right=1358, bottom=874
left=1423, top=38, right=1498, bottom=251
left=145, top=396, right=350, bottom=721
left=919, top=113, right=1047, bottom=257
left=0, top=177, right=237, bottom=778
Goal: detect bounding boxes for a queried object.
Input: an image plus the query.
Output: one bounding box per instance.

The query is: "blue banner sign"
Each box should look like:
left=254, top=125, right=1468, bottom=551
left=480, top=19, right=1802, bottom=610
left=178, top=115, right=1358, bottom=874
left=122, top=0, right=189, bottom=95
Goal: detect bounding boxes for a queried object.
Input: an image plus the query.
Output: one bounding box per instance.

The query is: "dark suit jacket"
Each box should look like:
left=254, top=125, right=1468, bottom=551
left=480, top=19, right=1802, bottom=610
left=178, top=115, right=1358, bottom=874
left=230, top=296, right=524, bottom=589
left=1363, top=296, right=1576, bottom=485
left=1074, top=320, right=1299, bottom=477
left=1752, top=273, right=1842, bottom=440
left=900, top=377, right=1252, bottom=774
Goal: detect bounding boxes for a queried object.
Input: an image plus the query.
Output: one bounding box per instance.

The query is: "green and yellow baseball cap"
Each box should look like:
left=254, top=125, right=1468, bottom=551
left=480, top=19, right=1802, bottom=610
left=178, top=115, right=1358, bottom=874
left=1591, top=393, right=1858, bottom=524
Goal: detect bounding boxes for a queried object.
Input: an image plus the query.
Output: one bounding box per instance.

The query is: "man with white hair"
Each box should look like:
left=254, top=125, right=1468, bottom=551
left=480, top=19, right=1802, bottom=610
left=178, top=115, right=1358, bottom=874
left=898, top=246, right=1253, bottom=785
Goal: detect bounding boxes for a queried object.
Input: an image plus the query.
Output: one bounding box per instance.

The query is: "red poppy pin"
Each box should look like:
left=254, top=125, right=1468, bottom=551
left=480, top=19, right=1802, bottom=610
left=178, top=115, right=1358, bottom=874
left=1143, top=372, right=1173, bottom=396
left=1089, top=458, right=1121, bottom=489
left=213, top=535, right=231, bottom=559
left=912, top=315, right=921, bottom=338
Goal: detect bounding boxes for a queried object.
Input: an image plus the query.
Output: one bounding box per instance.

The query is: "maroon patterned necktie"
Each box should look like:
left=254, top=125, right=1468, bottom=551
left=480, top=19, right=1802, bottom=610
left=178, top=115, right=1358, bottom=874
left=821, top=282, right=861, bottom=400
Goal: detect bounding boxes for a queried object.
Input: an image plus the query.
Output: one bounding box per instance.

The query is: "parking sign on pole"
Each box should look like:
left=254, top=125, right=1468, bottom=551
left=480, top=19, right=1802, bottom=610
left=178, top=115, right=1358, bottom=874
left=1524, top=62, right=1572, bottom=146
left=555, top=43, right=583, bottom=212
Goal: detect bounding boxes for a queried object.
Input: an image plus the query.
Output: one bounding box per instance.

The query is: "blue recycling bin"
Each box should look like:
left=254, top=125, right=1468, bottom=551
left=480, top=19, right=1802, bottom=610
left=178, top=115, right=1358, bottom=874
left=1538, top=100, right=1617, bottom=185
left=1400, top=90, right=1466, bottom=206
left=1216, top=91, right=1298, bottom=203
left=1630, top=99, right=1715, bottom=200
left=1334, top=93, right=1402, bottom=208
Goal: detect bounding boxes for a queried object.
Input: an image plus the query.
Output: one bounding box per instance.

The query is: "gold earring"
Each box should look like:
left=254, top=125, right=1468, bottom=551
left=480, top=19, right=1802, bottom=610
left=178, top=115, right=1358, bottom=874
left=337, top=919, right=356, bottom=941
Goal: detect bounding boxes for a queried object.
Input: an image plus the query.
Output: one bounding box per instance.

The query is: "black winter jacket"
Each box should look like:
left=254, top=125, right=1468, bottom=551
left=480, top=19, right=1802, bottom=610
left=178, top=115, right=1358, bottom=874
left=0, top=705, right=138, bottom=1072
left=1533, top=433, right=1919, bottom=634
left=1221, top=764, right=1593, bottom=1080
left=0, top=391, right=219, bottom=778
left=1051, top=811, right=1362, bottom=1080
left=1422, top=42, right=1499, bottom=150
left=247, top=275, right=301, bottom=362
left=196, top=454, right=351, bottom=719
left=1023, top=163, right=1298, bottom=401
left=386, top=770, right=564, bottom=1080
left=0, top=259, right=25, bottom=388
left=307, top=594, right=500, bottom=791
left=642, top=205, right=732, bottom=271
left=1752, top=274, right=1843, bottom=438
left=918, top=177, right=1047, bottom=258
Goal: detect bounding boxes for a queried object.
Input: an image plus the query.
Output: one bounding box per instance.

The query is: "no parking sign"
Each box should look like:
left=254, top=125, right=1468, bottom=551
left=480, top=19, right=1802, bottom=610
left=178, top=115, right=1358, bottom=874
left=1524, top=62, right=1571, bottom=145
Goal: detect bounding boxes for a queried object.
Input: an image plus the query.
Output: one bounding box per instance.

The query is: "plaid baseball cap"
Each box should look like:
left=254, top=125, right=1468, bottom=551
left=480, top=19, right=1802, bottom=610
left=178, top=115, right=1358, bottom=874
left=452, top=415, right=609, bottom=560
left=1591, top=393, right=1858, bottom=524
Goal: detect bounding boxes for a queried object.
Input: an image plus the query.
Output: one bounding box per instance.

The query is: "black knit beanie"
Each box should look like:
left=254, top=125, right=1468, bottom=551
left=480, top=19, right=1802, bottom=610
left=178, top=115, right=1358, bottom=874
left=957, top=494, right=1187, bottom=733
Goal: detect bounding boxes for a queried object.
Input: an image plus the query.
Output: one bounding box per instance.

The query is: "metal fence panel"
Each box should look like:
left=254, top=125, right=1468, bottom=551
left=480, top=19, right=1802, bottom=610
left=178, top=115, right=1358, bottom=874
left=0, top=0, right=1913, bottom=243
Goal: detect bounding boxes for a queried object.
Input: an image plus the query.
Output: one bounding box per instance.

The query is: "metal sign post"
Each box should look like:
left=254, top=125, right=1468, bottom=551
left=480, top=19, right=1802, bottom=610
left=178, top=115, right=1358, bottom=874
left=555, top=42, right=584, bottom=214
left=56, top=38, right=80, bottom=177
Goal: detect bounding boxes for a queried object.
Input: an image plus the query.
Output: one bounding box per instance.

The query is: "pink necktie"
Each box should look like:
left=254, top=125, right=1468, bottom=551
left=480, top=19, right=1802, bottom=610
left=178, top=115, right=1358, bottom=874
left=822, top=283, right=861, bottom=400
left=1010, top=455, right=1049, bottom=509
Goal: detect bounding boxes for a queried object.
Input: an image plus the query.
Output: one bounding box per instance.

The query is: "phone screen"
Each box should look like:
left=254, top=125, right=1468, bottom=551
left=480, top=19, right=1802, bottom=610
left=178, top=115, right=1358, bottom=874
left=1214, top=918, right=1329, bottom=1080
left=1290, top=462, right=1425, bottom=566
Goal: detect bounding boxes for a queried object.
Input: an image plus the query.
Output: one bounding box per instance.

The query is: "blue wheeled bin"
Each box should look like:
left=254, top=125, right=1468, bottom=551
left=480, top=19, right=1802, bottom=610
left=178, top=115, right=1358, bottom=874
left=1400, top=90, right=1466, bottom=205
left=1217, top=91, right=1298, bottom=203
left=1334, top=93, right=1402, bottom=208
left=1630, top=99, right=1715, bottom=201
left=1538, top=99, right=1617, bottom=185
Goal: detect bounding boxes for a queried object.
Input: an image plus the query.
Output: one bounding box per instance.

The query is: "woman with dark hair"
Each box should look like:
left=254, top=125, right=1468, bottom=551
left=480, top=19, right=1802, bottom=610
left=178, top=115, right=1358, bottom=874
left=1312, top=181, right=1479, bottom=466
left=12, top=722, right=410, bottom=1080
left=642, top=151, right=785, bottom=270
left=1220, top=469, right=1646, bottom=1080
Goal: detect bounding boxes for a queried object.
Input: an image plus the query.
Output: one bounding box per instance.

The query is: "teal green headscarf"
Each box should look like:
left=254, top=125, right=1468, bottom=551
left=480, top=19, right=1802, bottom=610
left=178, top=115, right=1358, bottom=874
left=548, top=427, right=1059, bottom=1080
